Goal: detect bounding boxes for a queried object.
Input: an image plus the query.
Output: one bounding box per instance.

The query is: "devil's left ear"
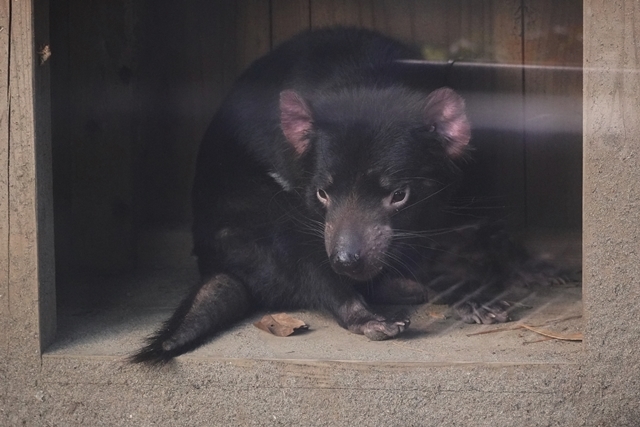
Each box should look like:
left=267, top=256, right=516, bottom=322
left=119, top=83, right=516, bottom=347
left=280, top=90, right=313, bottom=156
left=423, top=87, right=471, bottom=158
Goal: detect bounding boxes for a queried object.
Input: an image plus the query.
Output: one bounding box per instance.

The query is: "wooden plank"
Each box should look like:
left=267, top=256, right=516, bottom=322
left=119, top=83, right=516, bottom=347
left=271, top=0, right=311, bottom=47
left=53, top=0, right=137, bottom=275
left=371, top=0, right=503, bottom=62
left=0, top=0, right=10, bottom=374
left=310, top=0, right=375, bottom=29
left=134, top=0, right=238, bottom=235
left=33, top=0, right=56, bottom=350
left=523, top=0, right=582, bottom=230
left=457, top=0, right=493, bottom=60
left=371, top=0, right=415, bottom=43
left=7, top=0, right=50, bottom=358
left=234, top=0, right=271, bottom=74
left=411, top=0, right=461, bottom=60
left=0, top=4, right=9, bottom=254
left=49, top=0, right=73, bottom=283
left=133, top=1, right=210, bottom=236
left=447, top=0, right=527, bottom=229
left=133, top=0, right=269, bottom=248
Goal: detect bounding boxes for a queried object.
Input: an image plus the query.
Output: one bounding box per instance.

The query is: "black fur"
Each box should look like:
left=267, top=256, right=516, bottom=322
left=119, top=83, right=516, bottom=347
left=131, top=27, right=561, bottom=365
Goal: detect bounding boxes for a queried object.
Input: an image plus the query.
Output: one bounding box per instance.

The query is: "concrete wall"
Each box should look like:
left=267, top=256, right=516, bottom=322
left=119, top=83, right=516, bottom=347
left=2, top=0, right=640, bottom=426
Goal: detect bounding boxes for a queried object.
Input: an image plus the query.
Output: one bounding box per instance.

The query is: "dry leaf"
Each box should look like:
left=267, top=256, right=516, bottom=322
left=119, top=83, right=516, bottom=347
left=427, top=304, right=449, bottom=319
left=254, top=313, right=309, bottom=337
left=429, top=312, right=447, bottom=320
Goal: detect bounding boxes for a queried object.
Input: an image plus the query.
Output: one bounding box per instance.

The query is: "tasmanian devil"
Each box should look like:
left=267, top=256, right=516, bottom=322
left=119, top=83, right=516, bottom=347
left=131, top=27, right=554, bottom=364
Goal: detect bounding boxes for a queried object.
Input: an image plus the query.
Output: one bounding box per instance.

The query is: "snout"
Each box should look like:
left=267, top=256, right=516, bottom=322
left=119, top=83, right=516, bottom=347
left=326, top=222, right=392, bottom=281
left=330, top=233, right=366, bottom=276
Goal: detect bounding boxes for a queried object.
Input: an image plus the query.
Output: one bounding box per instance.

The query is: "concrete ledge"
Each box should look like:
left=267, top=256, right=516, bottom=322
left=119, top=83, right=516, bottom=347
left=35, top=356, right=584, bottom=426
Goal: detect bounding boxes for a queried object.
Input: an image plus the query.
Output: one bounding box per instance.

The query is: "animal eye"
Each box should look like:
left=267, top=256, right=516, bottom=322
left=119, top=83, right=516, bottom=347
left=428, top=124, right=437, bottom=132
left=317, top=189, right=329, bottom=204
left=390, top=188, right=409, bottom=205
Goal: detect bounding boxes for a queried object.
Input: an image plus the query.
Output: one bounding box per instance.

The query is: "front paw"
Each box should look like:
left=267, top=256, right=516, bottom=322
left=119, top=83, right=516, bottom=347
left=337, top=299, right=410, bottom=340
left=351, top=315, right=410, bottom=341
left=455, top=300, right=510, bottom=324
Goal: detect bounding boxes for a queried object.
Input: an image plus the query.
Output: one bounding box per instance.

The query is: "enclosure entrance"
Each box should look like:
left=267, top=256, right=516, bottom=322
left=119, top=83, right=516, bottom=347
left=46, top=0, right=583, bottom=362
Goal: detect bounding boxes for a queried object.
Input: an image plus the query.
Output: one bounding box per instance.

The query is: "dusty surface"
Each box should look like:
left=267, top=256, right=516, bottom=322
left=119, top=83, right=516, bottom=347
left=48, top=253, right=583, bottom=365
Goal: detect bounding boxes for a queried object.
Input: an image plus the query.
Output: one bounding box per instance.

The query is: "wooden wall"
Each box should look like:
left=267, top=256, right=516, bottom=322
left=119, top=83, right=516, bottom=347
left=49, top=0, right=582, bottom=280
left=2, top=0, right=57, bottom=353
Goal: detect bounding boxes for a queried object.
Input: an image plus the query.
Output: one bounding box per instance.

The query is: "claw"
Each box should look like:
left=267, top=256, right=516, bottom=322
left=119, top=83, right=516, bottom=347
left=456, top=300, right=510, bottom=325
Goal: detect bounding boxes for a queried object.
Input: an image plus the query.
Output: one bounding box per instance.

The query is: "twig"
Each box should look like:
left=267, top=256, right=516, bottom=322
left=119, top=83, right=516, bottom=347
left=466, top=314, right=582, bottom=337
left=466, top=325, right=523, bottom=337
left=519, top=324, right=583, bottom=341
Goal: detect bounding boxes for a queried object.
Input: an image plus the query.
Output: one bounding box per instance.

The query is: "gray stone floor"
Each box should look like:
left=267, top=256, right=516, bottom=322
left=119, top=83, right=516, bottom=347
left=48, top=231, right=583, bottom=366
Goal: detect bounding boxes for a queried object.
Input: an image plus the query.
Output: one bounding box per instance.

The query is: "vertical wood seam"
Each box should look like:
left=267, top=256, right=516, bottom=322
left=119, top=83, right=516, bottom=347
left=520, top=0, right=528, bottom=228
left=268, top=0, right=273, bottom=50
left=4, top=0, right=11, bottom=313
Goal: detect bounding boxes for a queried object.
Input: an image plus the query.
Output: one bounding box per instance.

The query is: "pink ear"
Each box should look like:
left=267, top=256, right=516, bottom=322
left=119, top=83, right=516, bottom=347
left=280, top=90, right=313, bottom=156
left=424, top=87, right=471, bottom=158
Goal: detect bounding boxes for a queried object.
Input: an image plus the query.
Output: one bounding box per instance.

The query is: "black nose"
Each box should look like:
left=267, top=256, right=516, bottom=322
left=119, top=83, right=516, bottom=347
left=330, top=249, right=364, bottom=276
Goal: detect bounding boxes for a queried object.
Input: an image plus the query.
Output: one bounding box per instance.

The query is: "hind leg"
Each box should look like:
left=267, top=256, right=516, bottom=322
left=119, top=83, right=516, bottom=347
left=427, top=274, right=511, bottom=325
left=453, top=297, right=510, bottom=324
left=130, top=273, right=250, bottom=364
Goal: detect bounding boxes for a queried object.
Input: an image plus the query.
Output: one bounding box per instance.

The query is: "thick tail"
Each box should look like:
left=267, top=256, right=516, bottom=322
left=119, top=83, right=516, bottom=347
left=129, top=273, right=251, bottom=365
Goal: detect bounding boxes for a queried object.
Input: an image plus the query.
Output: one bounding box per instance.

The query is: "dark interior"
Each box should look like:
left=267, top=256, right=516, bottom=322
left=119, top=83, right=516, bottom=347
left=47, top=0, right=583, bottom=355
